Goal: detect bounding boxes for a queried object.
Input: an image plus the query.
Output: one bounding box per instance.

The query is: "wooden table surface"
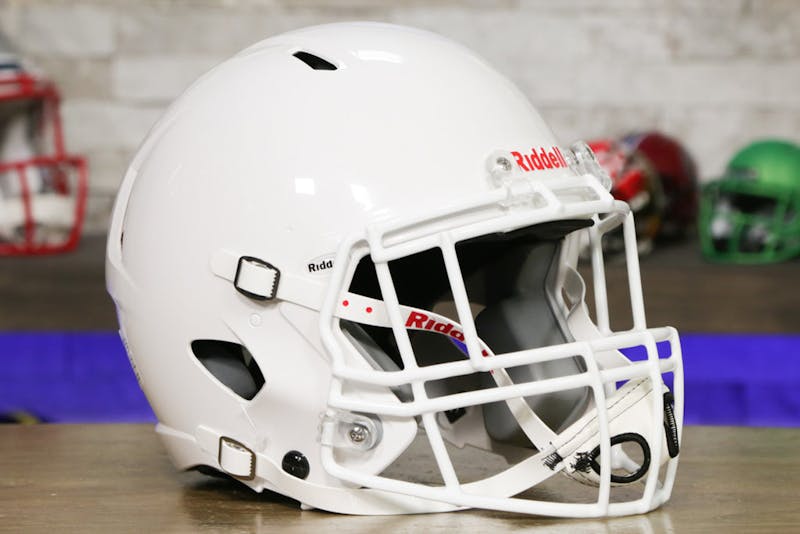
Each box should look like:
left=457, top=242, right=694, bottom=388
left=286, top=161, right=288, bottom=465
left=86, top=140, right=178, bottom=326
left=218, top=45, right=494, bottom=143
left=0, top=424, right=797, bottom=533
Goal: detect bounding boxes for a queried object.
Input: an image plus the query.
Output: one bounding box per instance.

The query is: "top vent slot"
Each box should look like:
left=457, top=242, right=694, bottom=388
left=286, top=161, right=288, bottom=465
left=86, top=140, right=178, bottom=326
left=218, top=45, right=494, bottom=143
left=293, top=51, right=337, bottom=71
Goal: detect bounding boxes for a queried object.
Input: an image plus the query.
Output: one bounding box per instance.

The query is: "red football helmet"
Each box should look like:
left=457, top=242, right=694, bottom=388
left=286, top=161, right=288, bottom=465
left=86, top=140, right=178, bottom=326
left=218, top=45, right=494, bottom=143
left=0, top=38, right=87, bottom=255
left=588, top=138, right=664, bottom=253
left=620, top=131, right=698, bottom=238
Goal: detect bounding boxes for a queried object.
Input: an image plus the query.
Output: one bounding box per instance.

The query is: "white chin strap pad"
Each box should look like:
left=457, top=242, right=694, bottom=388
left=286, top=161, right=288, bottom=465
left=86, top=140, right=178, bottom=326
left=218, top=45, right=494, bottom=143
left=547, top=378, right=675, bottom=487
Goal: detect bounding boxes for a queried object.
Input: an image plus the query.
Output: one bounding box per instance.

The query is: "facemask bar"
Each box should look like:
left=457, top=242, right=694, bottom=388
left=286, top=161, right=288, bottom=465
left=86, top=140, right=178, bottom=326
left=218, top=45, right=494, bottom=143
left=591, top=208, right=646, bottom=333
left=0, top=157, right=88, bottom=254
left=0, top=68, right=88, bottom=255
left=317, top=173, right=683, bottom=517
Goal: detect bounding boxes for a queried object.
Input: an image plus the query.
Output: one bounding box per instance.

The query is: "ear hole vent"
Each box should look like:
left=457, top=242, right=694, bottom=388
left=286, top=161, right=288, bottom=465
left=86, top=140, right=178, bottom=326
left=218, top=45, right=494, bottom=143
left=292, top=51, right=337, bottom=71
left=191, top=340, right=265, bottom=400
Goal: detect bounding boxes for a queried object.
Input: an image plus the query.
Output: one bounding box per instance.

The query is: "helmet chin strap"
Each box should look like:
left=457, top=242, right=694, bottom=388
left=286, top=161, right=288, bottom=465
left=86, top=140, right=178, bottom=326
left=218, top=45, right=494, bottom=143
left=545, top=378, right=674, bottom=487
left=334, top=289, right=561, bottom=452
left=562, top=265, right=680, bottom=482
left=332, top=291, right=677, bottom=488
left=211, top=249, right=565, bottom=453
left=210, top=249, right=676, bottom=490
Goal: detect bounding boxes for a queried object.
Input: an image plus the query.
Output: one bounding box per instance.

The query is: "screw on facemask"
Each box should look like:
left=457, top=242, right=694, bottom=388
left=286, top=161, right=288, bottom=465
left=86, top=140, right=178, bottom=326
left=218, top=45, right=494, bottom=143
left=348, top=423, right=370, bottom=444
left=321, top=411, right=383, bottom=451
left=495, top=156, right=513, bottom=173
left=485, top=150, right=519, bottom=188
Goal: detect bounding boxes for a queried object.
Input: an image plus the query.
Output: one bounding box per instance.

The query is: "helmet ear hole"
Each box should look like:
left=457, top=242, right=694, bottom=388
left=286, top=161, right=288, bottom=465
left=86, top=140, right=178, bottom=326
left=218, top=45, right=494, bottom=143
left=190, top=340, right=265, bottom=400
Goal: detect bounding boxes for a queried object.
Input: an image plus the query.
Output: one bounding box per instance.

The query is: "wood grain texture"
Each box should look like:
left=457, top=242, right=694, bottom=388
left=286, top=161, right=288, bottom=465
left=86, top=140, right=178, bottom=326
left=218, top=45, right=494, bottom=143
left=0, top=424, right=797, bottom=533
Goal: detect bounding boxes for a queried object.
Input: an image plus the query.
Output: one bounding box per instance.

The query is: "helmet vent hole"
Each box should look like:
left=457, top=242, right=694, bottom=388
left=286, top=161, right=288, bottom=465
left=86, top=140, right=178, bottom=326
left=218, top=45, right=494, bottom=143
left=190, top=340, right=265, bottom=400
left=292, top=51, right=337, bottom=71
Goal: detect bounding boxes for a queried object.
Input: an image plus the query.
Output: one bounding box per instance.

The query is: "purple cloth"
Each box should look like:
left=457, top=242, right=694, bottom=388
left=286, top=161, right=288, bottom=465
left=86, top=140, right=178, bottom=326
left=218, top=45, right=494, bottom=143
left=0, top=332, right=154, bottom=423
left=1, top=332, right=798, bottom=426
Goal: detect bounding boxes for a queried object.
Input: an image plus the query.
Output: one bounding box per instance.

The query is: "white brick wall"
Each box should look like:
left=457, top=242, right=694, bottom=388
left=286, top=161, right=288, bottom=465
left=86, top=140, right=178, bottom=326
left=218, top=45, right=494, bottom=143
left=60, top=100, right=164, bottom=154
left=11, top=4, right=115, bottom=58
left=111, top=56, right=223, bottom=102
left=0, top=0, right=797, bottom=234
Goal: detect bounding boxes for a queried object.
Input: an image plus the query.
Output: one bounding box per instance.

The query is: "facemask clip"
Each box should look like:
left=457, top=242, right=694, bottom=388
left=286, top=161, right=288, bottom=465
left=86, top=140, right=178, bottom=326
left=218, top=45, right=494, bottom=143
left=321, top=411, right=383, bottom=451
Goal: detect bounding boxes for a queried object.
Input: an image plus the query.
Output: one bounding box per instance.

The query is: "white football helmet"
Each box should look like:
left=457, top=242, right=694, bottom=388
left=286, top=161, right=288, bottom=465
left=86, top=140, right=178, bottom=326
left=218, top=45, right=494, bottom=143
left=0, top=31, right=87, bottom=254
left=106, top=22, right=682, bottom=518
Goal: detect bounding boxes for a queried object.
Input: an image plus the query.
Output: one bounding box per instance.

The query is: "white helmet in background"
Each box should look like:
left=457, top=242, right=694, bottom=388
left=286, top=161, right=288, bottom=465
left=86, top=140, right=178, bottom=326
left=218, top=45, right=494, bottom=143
left=107, top=22, right=682, bottom=517
left=0, top=30, right=87, bottom=254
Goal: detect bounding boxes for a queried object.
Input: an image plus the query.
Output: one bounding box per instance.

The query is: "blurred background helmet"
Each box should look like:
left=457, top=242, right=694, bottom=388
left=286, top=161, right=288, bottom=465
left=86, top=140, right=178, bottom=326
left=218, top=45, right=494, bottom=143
left=588, top=137, right=664, bottom=254
left=0, top=31, right=87, bottom=255
left=620, top=131, right=699, bottom=241
left=699, top=139, right=800, bottom=263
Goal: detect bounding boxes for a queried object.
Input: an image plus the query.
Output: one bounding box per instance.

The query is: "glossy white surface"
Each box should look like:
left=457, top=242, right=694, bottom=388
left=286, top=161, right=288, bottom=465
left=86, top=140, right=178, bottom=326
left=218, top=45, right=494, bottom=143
left=107, top=23, right=682, bottom=518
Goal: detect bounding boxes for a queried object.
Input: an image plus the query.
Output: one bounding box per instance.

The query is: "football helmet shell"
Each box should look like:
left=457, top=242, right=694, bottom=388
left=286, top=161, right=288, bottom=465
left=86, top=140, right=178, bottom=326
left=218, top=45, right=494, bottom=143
left=107, top=23, right=682, bottom=518
left=620, top=132, right=698, bottom=239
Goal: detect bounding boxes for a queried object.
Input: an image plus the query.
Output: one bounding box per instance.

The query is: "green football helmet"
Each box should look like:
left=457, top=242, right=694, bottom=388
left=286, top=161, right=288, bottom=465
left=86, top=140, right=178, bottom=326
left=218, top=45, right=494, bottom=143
left=699, top=139, right=800, bottom=263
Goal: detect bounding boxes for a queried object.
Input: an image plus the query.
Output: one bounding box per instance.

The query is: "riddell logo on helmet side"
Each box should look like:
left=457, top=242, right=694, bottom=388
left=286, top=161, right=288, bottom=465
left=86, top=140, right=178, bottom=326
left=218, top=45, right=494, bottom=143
left=511, top=146, right=568, bottom=173
left=405, top=311, right=490, bottom=357
left=307, top=254, right=334, bottom=274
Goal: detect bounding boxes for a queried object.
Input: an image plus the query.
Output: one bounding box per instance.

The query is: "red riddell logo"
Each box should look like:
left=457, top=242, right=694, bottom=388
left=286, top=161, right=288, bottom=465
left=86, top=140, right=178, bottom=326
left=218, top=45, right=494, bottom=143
left=406, top=311, right=464, bottom=340
left=511, top=146, right=568, bottom=173
left=405, top=311, right=490, bottom=357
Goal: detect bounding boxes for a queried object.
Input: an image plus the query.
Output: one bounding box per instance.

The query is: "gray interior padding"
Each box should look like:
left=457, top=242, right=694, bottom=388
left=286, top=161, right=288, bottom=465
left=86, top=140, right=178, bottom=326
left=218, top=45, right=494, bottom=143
left=341, top=321, right=413, bottom=402
left=340, top=224, right=592, bottom=448
left=200, top=355, right=262, bottom=401
left=474, top=243, right=590, bottom=446
left=191, top=340, right=265, bottom=401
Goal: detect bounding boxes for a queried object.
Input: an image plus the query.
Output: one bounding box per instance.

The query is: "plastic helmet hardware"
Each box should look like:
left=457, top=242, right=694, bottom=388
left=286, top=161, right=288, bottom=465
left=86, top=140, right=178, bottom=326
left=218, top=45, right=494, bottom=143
left=588, top=137, right=665, bottom=255
left=282, top=450, right=310, bottom=480
left=569, top=141, right=612, bottom=192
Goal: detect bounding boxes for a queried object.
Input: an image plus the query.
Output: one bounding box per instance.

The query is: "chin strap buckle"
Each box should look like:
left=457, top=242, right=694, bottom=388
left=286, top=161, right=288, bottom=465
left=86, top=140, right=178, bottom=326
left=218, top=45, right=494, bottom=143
left=218, top=436, right=256, bottom=480
left=234, top=256, right=280, bottom=300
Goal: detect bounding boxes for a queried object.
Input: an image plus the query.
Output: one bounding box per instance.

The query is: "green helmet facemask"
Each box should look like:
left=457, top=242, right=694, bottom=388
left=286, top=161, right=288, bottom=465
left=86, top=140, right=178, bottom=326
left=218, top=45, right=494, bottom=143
left=699, top=139, right=800, bottom=263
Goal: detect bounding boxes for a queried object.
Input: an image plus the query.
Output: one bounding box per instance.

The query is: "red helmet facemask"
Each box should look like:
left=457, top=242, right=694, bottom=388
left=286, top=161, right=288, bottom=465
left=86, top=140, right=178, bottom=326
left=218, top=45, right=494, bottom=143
left=0, top=64, right=87, bottom=255
left=588, top=139, right=649, bottom=206
left=588, top=138, right=666, bottom=253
